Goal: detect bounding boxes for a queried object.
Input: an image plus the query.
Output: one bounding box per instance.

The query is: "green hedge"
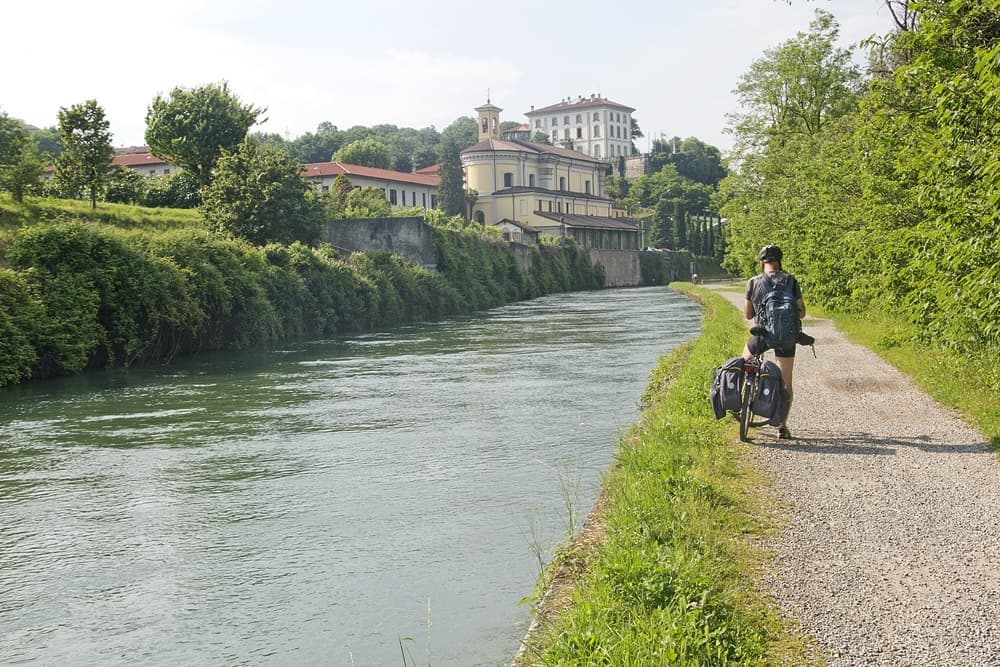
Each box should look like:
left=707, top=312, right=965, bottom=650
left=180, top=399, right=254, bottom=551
left=0, top=217, right=605, bottom=386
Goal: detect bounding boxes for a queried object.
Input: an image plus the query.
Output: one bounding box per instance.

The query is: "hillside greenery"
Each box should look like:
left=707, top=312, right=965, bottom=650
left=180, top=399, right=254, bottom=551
left=0, top=193, right=605, bottom=387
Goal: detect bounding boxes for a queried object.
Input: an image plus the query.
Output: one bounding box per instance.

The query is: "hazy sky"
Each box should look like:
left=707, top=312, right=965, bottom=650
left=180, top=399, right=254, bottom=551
left=4, top=0, right=895, bottom=156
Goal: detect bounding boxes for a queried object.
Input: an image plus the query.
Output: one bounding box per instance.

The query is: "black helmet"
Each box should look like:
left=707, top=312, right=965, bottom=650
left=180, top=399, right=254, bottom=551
left=758, top=245, right=783, bottom=263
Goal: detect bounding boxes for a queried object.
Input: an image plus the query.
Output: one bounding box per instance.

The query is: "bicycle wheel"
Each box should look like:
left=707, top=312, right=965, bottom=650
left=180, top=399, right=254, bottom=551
left=739, top=373, right=757, bottom=442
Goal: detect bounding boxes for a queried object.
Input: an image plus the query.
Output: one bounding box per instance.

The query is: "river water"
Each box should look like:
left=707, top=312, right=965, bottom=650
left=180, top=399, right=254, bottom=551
left=0, top=286, right=701, bottom=666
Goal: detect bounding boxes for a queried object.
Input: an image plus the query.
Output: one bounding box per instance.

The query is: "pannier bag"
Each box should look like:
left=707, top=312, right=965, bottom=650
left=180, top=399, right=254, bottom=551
left=710, top=356, right=745, bottom=420
left=752, top=360, right=788, bottom=426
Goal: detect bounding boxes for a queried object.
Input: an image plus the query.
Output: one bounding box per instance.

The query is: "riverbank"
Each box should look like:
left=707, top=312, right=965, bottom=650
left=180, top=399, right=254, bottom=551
left=513, top=284, right=809, bottom=665
left=514, top=281, right=1000, bottom=665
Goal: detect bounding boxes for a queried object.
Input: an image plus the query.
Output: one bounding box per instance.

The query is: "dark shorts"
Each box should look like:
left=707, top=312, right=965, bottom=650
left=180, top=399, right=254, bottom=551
left=748, top=334, right=796, bottom=358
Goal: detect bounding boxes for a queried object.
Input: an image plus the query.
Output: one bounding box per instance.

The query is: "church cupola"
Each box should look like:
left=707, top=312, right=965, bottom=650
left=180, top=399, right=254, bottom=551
left=475, top=98, right=502, bottom=141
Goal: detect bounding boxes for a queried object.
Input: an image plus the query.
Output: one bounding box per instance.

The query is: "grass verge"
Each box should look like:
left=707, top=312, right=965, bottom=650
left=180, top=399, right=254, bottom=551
left=514, top=285, right=815, bottom=666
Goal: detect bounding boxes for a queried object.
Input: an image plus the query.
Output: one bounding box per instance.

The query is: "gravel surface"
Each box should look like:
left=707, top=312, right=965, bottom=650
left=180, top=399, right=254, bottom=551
left=710, top=286, right=1000, bottom=666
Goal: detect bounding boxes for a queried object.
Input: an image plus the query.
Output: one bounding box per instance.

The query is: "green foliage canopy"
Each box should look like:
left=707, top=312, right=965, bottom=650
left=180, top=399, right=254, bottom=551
left=145, top=82, right=265, bottom=188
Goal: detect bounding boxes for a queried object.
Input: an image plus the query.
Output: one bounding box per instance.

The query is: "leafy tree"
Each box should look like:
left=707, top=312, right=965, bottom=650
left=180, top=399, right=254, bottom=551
left=141, top=171, right=201, bottom=208
left=55, top=100, right=114, bottom=209
left=145, top=81, right=265, bottom=188
left=0, top=112, right=26, bottom=165
left=439, top=117, right=478, bottom=153
left=1, top=138, right=45, bottom=203
left=103, top=165, right=147, bottom=204
left=531, top=131, right=552, bottom=145
left=201, top=141, right=323, bottom=245
left=731, top=9, right=861, bottom=144
left=333, top=137, right=392, bottom=169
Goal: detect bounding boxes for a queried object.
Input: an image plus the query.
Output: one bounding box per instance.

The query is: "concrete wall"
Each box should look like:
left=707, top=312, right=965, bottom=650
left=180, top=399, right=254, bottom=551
left=589, top=249, right=641, bottom=287
left=321, top=217, right=436, bottom=268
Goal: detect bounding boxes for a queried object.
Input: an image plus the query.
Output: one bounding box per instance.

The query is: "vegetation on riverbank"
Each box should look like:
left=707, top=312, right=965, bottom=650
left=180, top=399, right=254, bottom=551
left=0, top=194, right=604, bottom=387
left=515, top=286, right=811, bottom=665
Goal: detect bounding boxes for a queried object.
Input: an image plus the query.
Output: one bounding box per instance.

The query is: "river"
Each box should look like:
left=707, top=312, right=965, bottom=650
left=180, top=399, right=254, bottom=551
left=0, top=286, right=701, bottom=666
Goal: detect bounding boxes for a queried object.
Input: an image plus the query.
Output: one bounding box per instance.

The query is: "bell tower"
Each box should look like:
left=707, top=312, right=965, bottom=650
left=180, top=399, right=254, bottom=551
left=475, top=98, right=502, bottom=141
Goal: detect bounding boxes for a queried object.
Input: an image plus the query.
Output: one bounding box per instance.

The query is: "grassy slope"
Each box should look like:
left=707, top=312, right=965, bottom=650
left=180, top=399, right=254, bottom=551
left=0, top=193, right=201, bottom=264
left=518, top=285, right=815, bottom=666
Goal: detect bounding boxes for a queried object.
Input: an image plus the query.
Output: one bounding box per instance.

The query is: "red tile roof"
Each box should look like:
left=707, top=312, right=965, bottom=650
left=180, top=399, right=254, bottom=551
left=302, top=161, right=440, bottom=187
left=113, top=153, right=169, bottom=167
left=526, top=96, right=635, bottom=115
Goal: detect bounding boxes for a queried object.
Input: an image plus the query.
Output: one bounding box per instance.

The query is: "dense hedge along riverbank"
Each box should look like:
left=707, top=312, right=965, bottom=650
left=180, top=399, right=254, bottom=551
left=0, top=205, right=607, bottom=387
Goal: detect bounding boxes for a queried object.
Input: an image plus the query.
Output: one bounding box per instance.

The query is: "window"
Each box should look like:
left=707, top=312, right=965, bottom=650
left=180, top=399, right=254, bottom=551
left=389, top=189, right=398, bottom=205
left=474, top=210, right=485, bottom=224
left=422, top=192, right=427, bottom=207
left=551, top=117, right=558, bottom=126
left=595, top=145, right=601, bottom=158
left=593, top=112, right=600, bottom=121
left=594, top=126, right=600, bottom=137
left=563, top=115, right=570, bottom=125
left=552, top=130, right=558, bottom=141
left=564, top=129, right=570, bottom=140
left=431, top=194, right=438, bottom=209
left=585, top=180, right=591, bottom=194
left=576, top=114, right=582, bottom=123
left=559, top=176, right=566, bottom=190
left=503, top=172, right=513, bottom=187
left=557, top=201, right=562, bottom=213
left=576, top=127, right=582, bottom=139
left=534, top=119, right=541, bottom=128
left=528, top=174, right=535, bottom=187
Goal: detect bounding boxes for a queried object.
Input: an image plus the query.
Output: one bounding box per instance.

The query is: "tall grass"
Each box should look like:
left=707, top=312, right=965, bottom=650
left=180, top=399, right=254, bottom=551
left=517, top=286, right=812, bottom=665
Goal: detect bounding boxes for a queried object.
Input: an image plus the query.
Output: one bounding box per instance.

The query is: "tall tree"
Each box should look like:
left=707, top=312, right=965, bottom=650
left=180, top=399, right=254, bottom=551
left=145, top=82, right=264, bottom=188
left=729, top=9, right=861, bottom=148
left=200, top=141, right=323, bottom=245
left=55, top=100, right=114, bottom=209
left=436, top=135, right=466, bottom=217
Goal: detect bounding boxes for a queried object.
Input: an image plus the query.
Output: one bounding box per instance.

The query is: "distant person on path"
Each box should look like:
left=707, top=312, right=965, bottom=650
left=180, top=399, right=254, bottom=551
left=691, top=272, right=701, bottom=284
left=743, top=245, right=806, bottom=439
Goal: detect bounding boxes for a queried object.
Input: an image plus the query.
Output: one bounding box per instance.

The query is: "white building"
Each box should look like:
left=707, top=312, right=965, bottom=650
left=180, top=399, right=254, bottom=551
left=524, top=95, right=635, bottom=161
left=302, top=162, right=439, bottom=211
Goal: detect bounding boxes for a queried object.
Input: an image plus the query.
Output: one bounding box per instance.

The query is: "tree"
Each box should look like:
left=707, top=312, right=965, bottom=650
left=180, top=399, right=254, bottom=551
left=200, top=141, right=324, bottom=245
left=436, top=135, right=466, bottom=217
left=55, top=100, right=114, bottom=209
left=0, top=112, right=26, bottom=165
left=729, top=9, right=861, bottom=147
left=1, top=138, right=45, bottom=203
left=439, top=117, right=478, bottom=153
left=145, top=81, right=265, bottom=188
left=333, top=137, right=392, bottom=169
left=531, top=131, right=552, bottom=145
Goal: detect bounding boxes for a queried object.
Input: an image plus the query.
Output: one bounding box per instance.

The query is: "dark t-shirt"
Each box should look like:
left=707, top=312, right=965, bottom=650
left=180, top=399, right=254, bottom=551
left=745, top=270, right=802, bottom=325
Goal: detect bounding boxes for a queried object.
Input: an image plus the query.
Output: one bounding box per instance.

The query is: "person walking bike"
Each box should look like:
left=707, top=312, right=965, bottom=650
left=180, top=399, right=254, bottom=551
left=742, top=245, right=806, bottom=439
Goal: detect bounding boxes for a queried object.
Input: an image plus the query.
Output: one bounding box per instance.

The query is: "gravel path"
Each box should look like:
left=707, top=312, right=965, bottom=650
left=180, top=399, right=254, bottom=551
left=709, top=285, right=1000, bottom=666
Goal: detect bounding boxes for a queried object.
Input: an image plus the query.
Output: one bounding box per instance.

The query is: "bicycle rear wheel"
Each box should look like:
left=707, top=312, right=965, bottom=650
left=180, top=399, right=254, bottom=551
left=739, top=374, right=757, bottom=442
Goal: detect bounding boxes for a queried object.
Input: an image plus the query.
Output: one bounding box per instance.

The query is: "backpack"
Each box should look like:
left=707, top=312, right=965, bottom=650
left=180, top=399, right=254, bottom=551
left=710, top=356, right=745, bottom=420
left=751, top=360, right=788, bottom=426
left=757, top=272, right=799, bottom=350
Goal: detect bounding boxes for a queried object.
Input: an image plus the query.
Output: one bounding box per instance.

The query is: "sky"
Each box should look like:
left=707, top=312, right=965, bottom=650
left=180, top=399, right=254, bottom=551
left=3, top=0, right=897, bottom=157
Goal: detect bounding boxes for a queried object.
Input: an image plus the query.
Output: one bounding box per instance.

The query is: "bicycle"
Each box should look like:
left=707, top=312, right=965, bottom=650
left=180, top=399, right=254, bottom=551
left=734, top=327, right=815, bottom=442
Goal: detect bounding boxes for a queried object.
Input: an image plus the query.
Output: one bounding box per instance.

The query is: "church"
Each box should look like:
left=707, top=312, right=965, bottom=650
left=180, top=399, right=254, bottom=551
left=461, top=101, right=642, bottom=251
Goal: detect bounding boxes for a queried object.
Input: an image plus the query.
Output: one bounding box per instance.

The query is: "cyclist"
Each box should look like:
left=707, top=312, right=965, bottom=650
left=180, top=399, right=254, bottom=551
left=742, top=245, right=805, bottom=439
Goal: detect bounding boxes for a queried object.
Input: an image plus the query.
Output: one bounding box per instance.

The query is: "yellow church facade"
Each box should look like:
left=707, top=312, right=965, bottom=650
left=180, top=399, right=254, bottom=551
left=461, top=102, right=634, bottom=232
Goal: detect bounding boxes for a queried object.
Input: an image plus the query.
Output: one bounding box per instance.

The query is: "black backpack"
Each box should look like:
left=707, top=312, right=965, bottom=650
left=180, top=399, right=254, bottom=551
left=710, top=356, right=744, bottom=419
left=757, top=273, right=799, bottom=350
